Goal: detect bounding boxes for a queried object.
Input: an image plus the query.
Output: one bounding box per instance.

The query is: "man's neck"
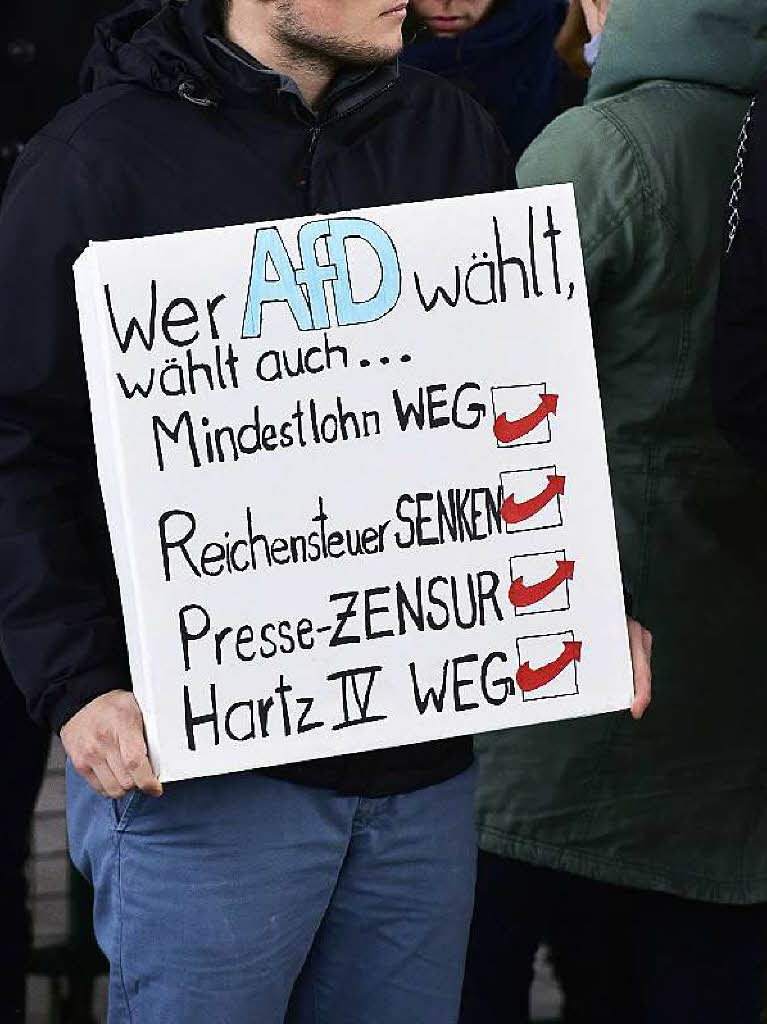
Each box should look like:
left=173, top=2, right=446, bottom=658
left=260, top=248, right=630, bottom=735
left=224, top=7, right=338, bottom=109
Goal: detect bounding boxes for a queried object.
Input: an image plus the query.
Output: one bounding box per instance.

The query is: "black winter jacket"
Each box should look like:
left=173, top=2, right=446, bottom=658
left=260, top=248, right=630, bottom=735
left=0, top=0, right=513, bottom=795
left=715, top=87, right=767, bottom=473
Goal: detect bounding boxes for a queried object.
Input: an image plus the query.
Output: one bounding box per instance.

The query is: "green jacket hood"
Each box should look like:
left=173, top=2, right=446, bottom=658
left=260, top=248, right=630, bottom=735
left=589, top=0, right=767, bottom=101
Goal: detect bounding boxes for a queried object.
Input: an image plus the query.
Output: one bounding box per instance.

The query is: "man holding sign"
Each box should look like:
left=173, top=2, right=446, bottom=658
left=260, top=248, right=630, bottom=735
left=0, top=0, right=649, bottom=1022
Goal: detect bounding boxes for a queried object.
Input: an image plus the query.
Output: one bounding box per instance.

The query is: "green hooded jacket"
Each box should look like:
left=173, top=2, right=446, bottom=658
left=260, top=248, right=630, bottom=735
left=475, top=0, right=767, bottom=903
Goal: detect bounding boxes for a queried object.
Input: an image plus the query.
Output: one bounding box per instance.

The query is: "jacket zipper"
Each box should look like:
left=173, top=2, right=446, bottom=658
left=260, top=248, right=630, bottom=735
left=300, top=78, right=398, bottom=205
left=299, top=126, right=321, bottom=193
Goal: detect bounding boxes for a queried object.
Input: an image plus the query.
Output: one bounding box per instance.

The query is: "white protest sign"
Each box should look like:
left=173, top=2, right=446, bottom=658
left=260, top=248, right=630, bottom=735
left=74, top=185, right=633, bottom=783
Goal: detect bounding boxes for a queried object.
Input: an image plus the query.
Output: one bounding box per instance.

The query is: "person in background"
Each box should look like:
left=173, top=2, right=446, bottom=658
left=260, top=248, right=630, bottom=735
left=403, top=0, right=567, bottom=164
left=555, top=0, right=590, bottom=104
left=1, top=2, right=122, bottom=1018
left=462, top=1, right=767, bottom=1022
left=714, top=86, right=767, bottom=473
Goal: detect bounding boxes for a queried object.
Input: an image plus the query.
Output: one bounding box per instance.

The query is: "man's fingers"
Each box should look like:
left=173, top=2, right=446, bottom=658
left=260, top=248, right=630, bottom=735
left=118, top=733, right=163, bottom=797
left=132, top=757, right=163, bottom=797
left=91, top=760, right=129, bottom=800
left=631, top=658, right=651, bottom=717
left=628, top=619, right=653, bottom=720
left=70, top=745, right=125, bottom=798
left=105, top=748, right=135, bottom=793
left=631, top=676, right=651, bottom=720
left=81, top=765, right=107, bottom=798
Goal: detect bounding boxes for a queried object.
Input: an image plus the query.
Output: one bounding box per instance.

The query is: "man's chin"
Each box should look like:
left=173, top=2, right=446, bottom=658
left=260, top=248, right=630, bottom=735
left=374, top=43, right=404, bottom=64
left=340, top=39, right=403, bottom=67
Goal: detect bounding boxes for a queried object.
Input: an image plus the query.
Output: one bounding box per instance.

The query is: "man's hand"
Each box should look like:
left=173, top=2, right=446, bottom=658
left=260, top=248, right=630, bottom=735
left=61, top=690, right=163, bottom=799
left=628, top=617, right=652, bottom=720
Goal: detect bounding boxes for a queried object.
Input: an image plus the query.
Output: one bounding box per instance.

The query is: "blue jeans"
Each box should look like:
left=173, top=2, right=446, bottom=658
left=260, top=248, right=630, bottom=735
left=67, top=762, right=477, bottom=1024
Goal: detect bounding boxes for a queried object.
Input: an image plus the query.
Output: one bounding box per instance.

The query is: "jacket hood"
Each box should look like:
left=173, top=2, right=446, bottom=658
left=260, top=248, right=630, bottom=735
left=589, top=0, right=767, bottom=102
left=81, top=0, right=223, bottom=102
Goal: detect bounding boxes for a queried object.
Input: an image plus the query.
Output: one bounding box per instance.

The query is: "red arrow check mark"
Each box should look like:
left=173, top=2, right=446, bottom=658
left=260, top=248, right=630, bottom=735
left=495, top=393, right=559, bottom=444
left=501, top=474, right=566, bottom=526
left=509, top=559, right=575, bottom=608
left=517, top=640, right=582, bottom=694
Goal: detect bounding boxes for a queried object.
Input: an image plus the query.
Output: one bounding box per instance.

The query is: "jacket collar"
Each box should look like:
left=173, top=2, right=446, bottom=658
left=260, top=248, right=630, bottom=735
left=206, top=34, right=400, bottom=121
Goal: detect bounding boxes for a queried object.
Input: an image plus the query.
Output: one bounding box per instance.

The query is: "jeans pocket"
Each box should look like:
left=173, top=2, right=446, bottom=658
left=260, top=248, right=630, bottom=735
left=112, top=789, right=146, bottom=832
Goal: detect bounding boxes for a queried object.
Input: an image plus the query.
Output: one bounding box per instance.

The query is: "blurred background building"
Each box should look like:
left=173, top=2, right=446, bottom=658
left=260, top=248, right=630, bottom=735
left=1, top=1, right=125, bottom=189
